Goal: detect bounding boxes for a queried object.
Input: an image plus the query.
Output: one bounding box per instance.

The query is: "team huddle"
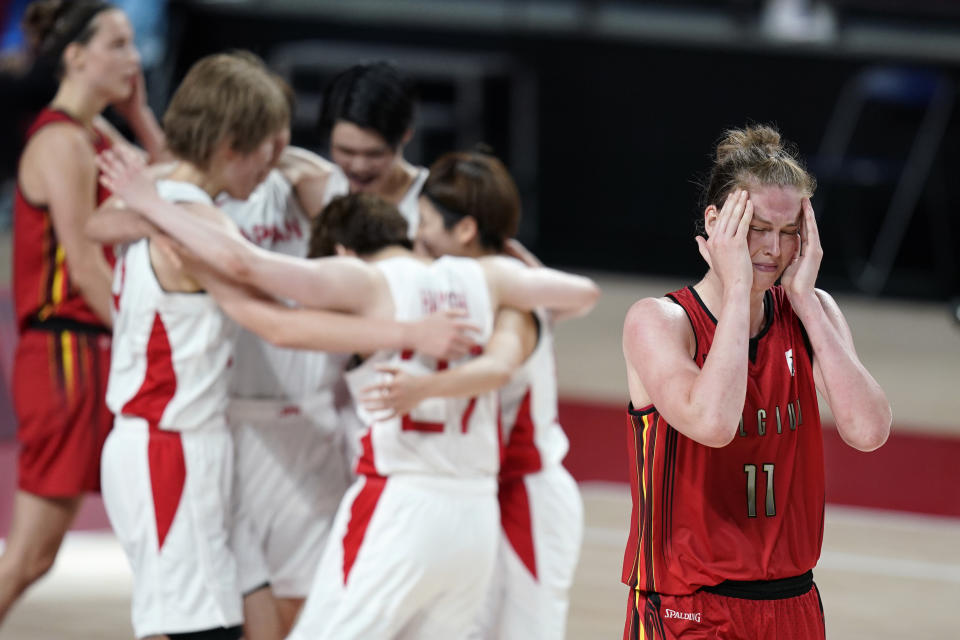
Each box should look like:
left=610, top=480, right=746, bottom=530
left=2, top=1, right=894, bottom=639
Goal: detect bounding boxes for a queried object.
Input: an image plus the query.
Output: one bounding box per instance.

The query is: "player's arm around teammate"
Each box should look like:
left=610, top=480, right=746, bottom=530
left=97, top=145, right=598, bottom=331
left=360, top=307, right=533, bottom=417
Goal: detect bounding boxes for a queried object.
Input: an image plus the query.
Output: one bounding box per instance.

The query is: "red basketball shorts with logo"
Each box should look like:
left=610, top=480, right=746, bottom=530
left=13, top=328, right=113, bottom=496
left=623, top=572, right=826, bottom=640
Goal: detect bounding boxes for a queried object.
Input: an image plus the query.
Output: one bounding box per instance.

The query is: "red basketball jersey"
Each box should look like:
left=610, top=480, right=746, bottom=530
left=622, top=285, right=825, bottom=596
left=13, top=108, right=113, bottom=332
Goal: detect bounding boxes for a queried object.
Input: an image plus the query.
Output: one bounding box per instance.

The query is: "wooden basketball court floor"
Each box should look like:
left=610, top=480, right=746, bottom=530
left=2, top=273, right=959, bottom=639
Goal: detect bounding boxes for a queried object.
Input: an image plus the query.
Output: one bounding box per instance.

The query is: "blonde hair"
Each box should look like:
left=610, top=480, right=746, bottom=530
left=163, top=52, right=290, bottom=169
left=698, top=124, right=815, bottom=234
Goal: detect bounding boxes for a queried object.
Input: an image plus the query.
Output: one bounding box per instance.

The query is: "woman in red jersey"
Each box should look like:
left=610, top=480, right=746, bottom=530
left=620, top=125, right=892, bottom=640
left=0, top=0, right=163, bottom=624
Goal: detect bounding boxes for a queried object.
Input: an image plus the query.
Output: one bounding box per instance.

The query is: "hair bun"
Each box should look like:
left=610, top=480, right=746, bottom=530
left=22, top=0, right=65, bottom=56
left=716, top=124, right=783, bottom=165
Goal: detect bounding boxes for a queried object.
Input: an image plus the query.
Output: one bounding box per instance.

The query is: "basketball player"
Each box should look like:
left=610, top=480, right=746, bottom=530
left=620, top=125, right=892, bottom=639
left=0, top=0, right=161, bottom=625
left=95, top=53, right=473, bottom=640
left=295, top=61, right=428, bottom=236
left=213, top=74, right=352, bottom=633
left=360, top=150, right=585, bottom=640
left=93, top=139, right=600, bottom=638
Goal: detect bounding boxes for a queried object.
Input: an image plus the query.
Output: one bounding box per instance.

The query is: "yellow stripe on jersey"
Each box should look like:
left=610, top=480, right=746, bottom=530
left=51, top=246, right=66, bottom=306
left=61, top=331, right=75, bottom=403
left=635, top=588, right=645, bottom=640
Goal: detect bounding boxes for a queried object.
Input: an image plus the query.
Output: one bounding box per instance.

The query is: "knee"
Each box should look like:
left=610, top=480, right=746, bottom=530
left=23, top=548, right=58, bottom=584
left=0, top=547, right=54, bottom=592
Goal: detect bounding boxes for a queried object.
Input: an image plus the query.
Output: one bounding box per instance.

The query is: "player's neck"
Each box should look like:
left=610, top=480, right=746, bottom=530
left=695, top=271, right=767, bottom=336
left=167, top=161, right=223, bottom=198
left=377, top=161, right=415, bottom=204
left=49, top=80, right=106, bottom=128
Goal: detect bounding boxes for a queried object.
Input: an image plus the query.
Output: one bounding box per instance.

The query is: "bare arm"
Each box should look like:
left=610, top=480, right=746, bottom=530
left=96, top=146, right=376, bottom=313
left=783, top=199, right=891, bottom=451
left=359, top=308, right=534, bottom=417
left=623, top=190, right=756, bottom=447
left=482, top=256, right=600, bottom=318
left=87, top=162, right=181, bottom=245
left=276, top=146, right=334, bottom=217
left=796, top=290, right=891, bottom=451
left=32, top=126, right=114, bottom=325
left=192, top=264, right=478, bottom=359
left=623, top=294, right=750, bottom=447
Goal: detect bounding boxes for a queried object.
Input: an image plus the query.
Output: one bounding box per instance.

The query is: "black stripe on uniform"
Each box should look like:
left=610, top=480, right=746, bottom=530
left=660, top=424, right=678, bottom=557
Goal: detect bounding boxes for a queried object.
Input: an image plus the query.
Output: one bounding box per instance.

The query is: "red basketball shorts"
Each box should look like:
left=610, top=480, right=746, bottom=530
left=623, top=572, right=825, bottom=640
left=13, top=328, right=113, bottom=496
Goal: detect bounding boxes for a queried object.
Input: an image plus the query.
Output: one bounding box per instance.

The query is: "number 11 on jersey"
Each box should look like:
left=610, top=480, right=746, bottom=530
left=744, top=463, right=776, bottom=518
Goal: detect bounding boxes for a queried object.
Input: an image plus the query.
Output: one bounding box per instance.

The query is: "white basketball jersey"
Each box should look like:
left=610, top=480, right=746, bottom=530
left=218, top=169, right=348, bottom=401
left=106, top=180, right=238, bottom=431
left=323, top=164, right=428, bottom=239
left=499, top=308, right=571, bottom=479
left=344, top=255, right=499, bottom=477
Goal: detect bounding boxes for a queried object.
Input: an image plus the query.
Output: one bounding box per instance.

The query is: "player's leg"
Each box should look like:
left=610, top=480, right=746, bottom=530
left=240, top=585, right=282, bottom=640
left=0, top=492, right=82, bottom=622
left=0, top=330, right=111, bottom=623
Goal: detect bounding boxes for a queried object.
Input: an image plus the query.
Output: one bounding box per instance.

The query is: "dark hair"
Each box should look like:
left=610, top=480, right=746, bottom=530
left=421, top=150, right=520, bottom=252
left=162, top=53, right=290, bottom=170
left=309, top=193, right=412, bottom=258
left=23, top=0, right=113, bottom=76
left=319, top=62, right=416, bottom=149
left=696, top=124, right=816, bottom=236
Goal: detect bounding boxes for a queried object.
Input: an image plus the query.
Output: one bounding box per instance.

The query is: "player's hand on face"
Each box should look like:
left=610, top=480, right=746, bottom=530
left=409, top=309, right=480, bottom=361
left=359, top=364, right=425, bottom=419
left=696, top=189, right=754, bottom=292
left=97, top=146, right=157, bottom=211
left=112, top=68, right=148, bottom=122
left=781, top=197, right=822, bottom=304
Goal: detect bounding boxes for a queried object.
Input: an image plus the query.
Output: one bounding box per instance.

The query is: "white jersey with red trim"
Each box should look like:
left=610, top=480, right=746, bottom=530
left=323, top=164, right=429, bottom=239
left=218, top=169, right=348, bottom=402
left=344, top=255, right=498, bottom=477
left=106, top=180, right=238, bottom=430
left=500, top=308, right=570, bottom=479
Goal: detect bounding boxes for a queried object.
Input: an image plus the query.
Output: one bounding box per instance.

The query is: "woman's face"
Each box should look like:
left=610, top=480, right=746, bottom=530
left=330, top=120, right=401, bottom=194
left=743, top=184, right=803, bottom=291
left=416, top=195, right=467, bottom=259
left=68, top=10, right=140, bottom=103
left=220, top=134, right=280, bottom=200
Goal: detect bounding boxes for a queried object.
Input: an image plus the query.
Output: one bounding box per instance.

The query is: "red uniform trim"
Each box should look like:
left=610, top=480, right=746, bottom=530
left=499, top=476, right=537, bottom=579
left=341, top=475, right=387, bottom=585
left=500, top=389, right=543, bottom=480
left=120, top=312, right=183, bottom=550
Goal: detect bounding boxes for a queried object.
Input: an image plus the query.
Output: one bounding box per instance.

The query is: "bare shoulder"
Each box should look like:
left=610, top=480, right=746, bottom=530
left=25, top=122, right=95, bottom=167
left=623, top=296, right=689, bottom=340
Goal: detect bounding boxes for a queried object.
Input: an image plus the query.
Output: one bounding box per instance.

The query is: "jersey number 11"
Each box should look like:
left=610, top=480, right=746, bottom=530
left=744, top=463, right=776, bottom=518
